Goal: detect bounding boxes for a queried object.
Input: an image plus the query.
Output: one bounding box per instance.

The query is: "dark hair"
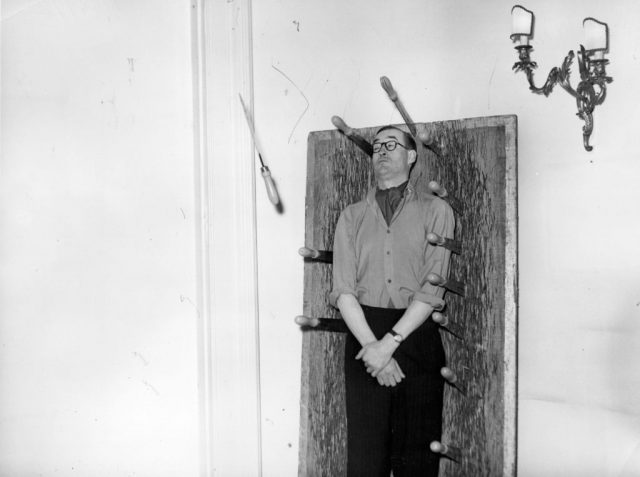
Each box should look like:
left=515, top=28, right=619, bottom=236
left=374, top=125, right=417, bottom=151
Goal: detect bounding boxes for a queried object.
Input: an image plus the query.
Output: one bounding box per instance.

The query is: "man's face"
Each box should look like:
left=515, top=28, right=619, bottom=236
left=371, top=129, right=417, bottom=184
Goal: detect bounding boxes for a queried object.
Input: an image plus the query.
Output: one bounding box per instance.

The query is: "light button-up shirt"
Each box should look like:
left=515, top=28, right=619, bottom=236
left=329, top=183, right=455, bottom=310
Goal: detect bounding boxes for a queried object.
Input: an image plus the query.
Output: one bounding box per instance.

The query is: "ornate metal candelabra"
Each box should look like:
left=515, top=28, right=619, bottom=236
left=513, top=45, right=612, bottom=151
left=511, top=7, right=612, bottom=151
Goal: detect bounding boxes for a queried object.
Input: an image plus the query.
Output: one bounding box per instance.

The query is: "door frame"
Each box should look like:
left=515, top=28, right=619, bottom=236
left=191, top=1, right=263, bottom=475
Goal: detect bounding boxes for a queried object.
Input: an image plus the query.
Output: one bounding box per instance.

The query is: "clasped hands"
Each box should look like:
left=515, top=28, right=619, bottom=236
left=355, top=337, right=405, bottom=387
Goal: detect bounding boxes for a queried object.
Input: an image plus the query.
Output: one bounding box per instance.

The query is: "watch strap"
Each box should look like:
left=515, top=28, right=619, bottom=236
left=388, top=329, right=404, bottom=343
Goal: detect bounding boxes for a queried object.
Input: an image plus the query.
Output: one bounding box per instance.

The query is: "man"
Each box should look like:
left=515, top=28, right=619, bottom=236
left=329, top=125, right=455, bottom=476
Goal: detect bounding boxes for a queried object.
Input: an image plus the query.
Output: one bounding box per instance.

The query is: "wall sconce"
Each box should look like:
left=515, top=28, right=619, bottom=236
left=510, top=5, right=613, bottom=151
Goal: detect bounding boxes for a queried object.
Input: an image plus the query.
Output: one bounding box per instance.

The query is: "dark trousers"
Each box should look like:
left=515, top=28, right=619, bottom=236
left=344, top=305, right=445, bottom=477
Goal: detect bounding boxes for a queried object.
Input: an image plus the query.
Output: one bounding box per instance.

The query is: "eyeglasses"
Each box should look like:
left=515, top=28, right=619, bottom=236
left=372, top=140, right=409, bottom=153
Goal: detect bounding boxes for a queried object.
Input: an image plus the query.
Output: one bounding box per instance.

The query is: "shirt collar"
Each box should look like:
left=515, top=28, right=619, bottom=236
left=367, top=181, right=414, bottom=206
left=376, top=180, right=409, bottom=195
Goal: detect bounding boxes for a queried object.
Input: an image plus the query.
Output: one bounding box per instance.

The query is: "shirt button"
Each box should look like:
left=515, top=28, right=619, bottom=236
left=387, top=229, right=391, bottom=234
left=387, top=279, right=392, bottom=283
left=386, top=251, right=390, bottom=255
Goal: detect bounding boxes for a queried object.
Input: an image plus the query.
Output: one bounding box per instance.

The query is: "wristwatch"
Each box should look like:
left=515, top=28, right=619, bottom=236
left=387, top=329, right=404, bottom=343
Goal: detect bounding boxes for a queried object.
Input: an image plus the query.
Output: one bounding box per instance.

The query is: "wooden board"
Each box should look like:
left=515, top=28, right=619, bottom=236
left=298, top=116, right=518, bottom=477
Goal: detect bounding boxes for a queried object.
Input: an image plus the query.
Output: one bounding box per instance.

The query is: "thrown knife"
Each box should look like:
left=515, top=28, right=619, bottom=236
left=239, top=94, right=280, bottom=206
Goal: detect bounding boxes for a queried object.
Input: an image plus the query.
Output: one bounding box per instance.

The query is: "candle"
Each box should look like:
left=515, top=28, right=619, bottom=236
left=511, top=5, right=534, bottom=46
left=583, top=17, right=608, bottom=59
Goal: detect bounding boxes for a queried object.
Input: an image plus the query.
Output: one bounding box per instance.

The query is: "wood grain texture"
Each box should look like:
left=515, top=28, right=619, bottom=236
left=298, top=116, right=517, bottom=477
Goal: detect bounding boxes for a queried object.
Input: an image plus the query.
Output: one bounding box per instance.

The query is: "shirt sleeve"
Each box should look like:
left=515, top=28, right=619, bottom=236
left=329, top=207, right=358, bottom=308
left=412, top=198, right=456, bottom=308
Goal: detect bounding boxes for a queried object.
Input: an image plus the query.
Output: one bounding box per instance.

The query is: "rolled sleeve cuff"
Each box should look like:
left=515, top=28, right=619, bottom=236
left=329, top=288, right=357, bottom=308
left=411, top=290, right=446, bottom=310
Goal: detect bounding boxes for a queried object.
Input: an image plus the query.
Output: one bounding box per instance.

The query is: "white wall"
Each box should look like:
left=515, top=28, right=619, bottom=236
left=251, top=1, right=640, bottom=476
left=3, top=1, right=640, bottom=476
left=0, top=1, right=199, bottom=475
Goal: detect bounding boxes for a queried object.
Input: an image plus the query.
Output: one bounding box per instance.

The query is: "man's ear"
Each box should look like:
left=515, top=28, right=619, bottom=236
left=408, top=150, right=417, bottom=165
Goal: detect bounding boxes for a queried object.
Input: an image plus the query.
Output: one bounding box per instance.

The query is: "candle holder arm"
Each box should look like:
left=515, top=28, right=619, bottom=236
left=513, top=46, right=578, bottom=98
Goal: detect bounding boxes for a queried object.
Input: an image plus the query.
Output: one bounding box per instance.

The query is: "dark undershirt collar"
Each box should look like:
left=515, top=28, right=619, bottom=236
left=375, top=181, right=409, bottom=226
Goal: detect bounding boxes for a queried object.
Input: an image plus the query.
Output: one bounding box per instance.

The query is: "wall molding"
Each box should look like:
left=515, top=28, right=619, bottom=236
left=191, top=0, right=262, bottom=475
